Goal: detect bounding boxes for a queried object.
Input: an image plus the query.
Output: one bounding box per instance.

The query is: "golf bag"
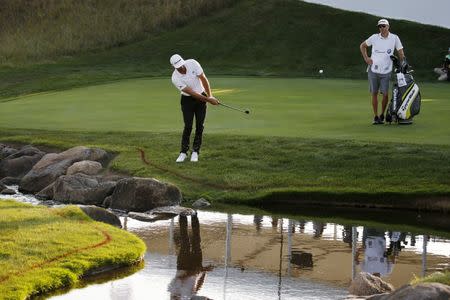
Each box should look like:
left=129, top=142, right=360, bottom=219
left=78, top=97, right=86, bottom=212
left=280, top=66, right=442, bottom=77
left=385, top=55, right=421, bottom=124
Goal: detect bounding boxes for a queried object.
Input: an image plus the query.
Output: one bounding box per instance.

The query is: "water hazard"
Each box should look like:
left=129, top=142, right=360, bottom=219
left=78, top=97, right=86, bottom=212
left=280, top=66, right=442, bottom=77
left=1, top=190, right=449, bottom=299
left=50, top=211, right=449, bottom=300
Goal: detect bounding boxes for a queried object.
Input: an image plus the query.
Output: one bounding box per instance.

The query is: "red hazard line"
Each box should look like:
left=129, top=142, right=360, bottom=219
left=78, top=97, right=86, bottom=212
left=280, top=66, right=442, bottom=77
left=0, top=226, right=112, bottom=284
left=137, top=147, right=240, bottom=190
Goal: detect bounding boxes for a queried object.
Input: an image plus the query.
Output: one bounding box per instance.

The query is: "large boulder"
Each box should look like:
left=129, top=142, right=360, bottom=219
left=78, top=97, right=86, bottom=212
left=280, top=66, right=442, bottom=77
left=19, top=146, right=110, bottom=193
left=78, top=205, right=122, bottom=228
left=109, top=177, right=182, bottom=212
left=0, top=145, right=45, bottom=179
left=349, top=272, right=394, bottom=297
left=53, top=173, right=117, bottom=206
left=66, top=160, right=103, bottom=176
left=366, top=283, right=450, bottom=300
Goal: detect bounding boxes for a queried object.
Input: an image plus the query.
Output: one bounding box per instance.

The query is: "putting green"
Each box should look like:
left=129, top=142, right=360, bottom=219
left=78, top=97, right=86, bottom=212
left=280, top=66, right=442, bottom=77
left=0, top=77, right=449, bottom=145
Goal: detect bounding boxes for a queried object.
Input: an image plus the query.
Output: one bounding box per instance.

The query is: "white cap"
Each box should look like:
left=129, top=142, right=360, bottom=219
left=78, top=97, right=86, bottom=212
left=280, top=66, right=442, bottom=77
left=170, top=54, right=185, bottom=68
left=377, top=19, right=389, bottom=26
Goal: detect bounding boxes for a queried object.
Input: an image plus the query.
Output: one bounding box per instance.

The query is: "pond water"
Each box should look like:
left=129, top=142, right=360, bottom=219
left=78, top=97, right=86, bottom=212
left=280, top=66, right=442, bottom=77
left=1, top=189, right=449, bottom=300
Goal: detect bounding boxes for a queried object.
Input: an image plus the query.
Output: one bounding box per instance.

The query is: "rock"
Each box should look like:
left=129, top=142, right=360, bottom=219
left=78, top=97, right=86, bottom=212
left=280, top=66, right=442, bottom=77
left=349, top=272, right=394, bottom=296
left=19, top=146, right=110, bottom=193
left=0, top=188, right=15, bottom=195
left=0, top=144, right=18, bottom=159
left=192, top=198, right=211, bottom=208
left=67, top=160, right=103, bottom=176
left=0, top=182, right=6, bottom=191
left=0, top=177, right=21, bottom=185
left=102, top=196, right=113, bottom=208
left=0, top=145, right=45, bottom=179
left=128, top=211, right=174, bottom=222
left=151, top=206, right=196, bottom=216
left=366, top=283, right=450, bottom=300
left=36, top=183, right=55, bottom=200
left=53, top=173, right=117, bottom=206
left=78, top=205, right=122, bottom=228
left=108, top=177, right=182, bottom=212
left=128, top=206, right=196, bottom=222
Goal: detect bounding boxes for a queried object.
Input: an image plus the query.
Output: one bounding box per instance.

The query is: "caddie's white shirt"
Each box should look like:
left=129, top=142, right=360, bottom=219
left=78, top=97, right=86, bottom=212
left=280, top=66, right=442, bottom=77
left=171, top=59, right=204, bottom=96
left=366, top=33, right=403, bottom=74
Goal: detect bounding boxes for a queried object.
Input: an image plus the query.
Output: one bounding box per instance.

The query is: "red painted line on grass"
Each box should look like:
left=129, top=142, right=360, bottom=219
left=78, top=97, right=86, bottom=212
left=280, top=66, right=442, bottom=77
left=137, top=147, right=247, bottom=190
left=0, top=225, right=112, bottom=284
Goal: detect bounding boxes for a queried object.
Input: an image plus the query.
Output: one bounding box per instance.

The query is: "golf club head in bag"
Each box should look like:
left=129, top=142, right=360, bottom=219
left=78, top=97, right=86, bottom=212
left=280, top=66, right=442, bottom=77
left=385, top=56, right=421, bottom=125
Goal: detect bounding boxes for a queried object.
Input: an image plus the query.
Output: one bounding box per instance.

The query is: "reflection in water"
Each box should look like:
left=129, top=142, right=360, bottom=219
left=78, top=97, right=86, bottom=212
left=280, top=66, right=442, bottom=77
left=355, top=228, right=394, bottom=277
left=41, top=210, right=448, bottom=300
left=168, top=215, right=213, bottom=300
left=253, top=215, right=263, bottom=233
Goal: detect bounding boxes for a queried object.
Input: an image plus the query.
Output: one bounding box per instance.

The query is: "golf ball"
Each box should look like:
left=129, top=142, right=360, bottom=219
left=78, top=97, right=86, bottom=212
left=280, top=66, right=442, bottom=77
left=319, top=69, right=324, bottom=74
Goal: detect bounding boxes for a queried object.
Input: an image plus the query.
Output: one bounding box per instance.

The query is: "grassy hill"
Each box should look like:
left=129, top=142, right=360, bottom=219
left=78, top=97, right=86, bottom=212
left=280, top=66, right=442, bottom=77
left=1, top=0, right=449, bottom=99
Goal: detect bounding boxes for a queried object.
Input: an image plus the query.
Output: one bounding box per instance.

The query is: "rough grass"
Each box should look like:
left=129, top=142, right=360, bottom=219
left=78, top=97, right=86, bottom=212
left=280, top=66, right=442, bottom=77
left=0, top=200, right=146, bottom=299
left=0, top=0, right=236, bottom=64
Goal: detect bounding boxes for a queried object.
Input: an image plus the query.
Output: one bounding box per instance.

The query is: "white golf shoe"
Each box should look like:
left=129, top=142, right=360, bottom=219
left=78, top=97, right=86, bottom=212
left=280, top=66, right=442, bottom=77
left=176, top=152, right=187, bottom=163
left=190, top=152, right=199, bottom=162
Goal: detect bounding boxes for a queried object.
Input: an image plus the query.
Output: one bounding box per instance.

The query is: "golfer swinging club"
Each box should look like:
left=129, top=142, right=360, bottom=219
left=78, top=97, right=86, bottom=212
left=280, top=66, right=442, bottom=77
left=170, top=54, right=219, bottom=162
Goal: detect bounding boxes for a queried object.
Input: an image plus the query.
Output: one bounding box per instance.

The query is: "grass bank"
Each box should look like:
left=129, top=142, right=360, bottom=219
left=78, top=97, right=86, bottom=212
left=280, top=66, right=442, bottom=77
left=1, top=129, right=449, bottom=212
left=412, top=271, right=450, bottom=286
left=0, top=200, right=146, bottom=299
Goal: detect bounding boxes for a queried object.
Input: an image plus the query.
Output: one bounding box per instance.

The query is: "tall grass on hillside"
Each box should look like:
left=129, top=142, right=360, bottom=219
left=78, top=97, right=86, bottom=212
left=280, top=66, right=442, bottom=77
left=0, top=0, right=236, bottom=64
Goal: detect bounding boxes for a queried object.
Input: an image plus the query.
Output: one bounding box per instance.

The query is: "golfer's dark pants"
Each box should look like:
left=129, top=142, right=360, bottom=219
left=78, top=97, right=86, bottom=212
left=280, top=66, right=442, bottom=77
left=180, top=94, right=206, bottom=154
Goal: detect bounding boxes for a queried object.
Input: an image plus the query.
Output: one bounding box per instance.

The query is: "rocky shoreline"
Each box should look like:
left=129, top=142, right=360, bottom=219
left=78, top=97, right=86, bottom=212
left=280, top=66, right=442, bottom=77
left=0, top=143, right=208, bottom=227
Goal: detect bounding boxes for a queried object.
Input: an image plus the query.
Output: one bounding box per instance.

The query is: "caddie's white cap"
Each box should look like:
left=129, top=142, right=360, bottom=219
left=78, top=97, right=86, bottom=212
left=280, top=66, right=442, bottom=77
left=377, top=19, right=389, bottom=26
left=170, top=54, right=185, bottom=68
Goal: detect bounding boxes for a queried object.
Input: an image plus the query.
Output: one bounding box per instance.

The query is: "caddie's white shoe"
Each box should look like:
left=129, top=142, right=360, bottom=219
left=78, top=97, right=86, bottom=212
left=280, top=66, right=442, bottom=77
left=176, top=152, right=187, bottom=162
left=190, top=152, right=199, bottom=162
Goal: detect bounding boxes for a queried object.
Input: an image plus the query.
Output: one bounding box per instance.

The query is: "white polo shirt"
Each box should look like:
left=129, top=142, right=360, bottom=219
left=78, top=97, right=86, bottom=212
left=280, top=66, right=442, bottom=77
left=366, top=33, right=403, bottom=74
left=171, top=59, right=204, bottom=96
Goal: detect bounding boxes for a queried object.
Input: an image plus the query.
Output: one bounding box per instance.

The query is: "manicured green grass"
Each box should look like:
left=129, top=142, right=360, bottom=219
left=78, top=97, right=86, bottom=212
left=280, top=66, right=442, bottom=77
left=0, top=200, right=146, bottom=299
left=1, top=77, right=449, bottom=144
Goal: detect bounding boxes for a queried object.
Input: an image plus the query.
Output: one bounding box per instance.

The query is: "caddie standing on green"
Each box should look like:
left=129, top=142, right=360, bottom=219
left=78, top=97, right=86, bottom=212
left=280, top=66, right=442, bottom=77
left=360, top=19, right=405, bottom=125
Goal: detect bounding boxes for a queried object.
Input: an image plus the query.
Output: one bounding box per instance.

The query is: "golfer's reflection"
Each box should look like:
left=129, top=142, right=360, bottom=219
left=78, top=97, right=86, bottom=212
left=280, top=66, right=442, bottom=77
left=168, top=214, right=213, bottom=300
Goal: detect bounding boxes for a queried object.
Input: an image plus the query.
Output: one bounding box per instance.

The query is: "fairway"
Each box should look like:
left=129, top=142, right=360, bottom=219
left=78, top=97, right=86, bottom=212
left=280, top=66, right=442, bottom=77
left=1, top=77, right=449, bottom=145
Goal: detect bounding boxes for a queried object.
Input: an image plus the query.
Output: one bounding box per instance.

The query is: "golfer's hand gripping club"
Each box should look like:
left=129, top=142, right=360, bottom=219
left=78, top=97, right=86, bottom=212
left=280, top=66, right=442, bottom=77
left=207, top=96, right=220, bottom=105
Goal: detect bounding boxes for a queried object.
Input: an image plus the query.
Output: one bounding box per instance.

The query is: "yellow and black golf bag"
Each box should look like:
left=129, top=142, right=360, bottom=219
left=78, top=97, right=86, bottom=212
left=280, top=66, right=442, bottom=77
left=386, top=56, right=421, bottom=125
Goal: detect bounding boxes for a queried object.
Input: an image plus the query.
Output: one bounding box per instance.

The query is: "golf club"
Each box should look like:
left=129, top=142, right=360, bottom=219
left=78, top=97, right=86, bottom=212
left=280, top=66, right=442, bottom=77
left=219, top=101, right=250, bottom=114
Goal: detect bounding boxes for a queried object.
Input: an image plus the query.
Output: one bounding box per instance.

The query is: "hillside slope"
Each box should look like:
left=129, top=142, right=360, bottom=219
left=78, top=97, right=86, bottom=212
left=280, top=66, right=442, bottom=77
left=0, top=0, right=449, bottom=99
